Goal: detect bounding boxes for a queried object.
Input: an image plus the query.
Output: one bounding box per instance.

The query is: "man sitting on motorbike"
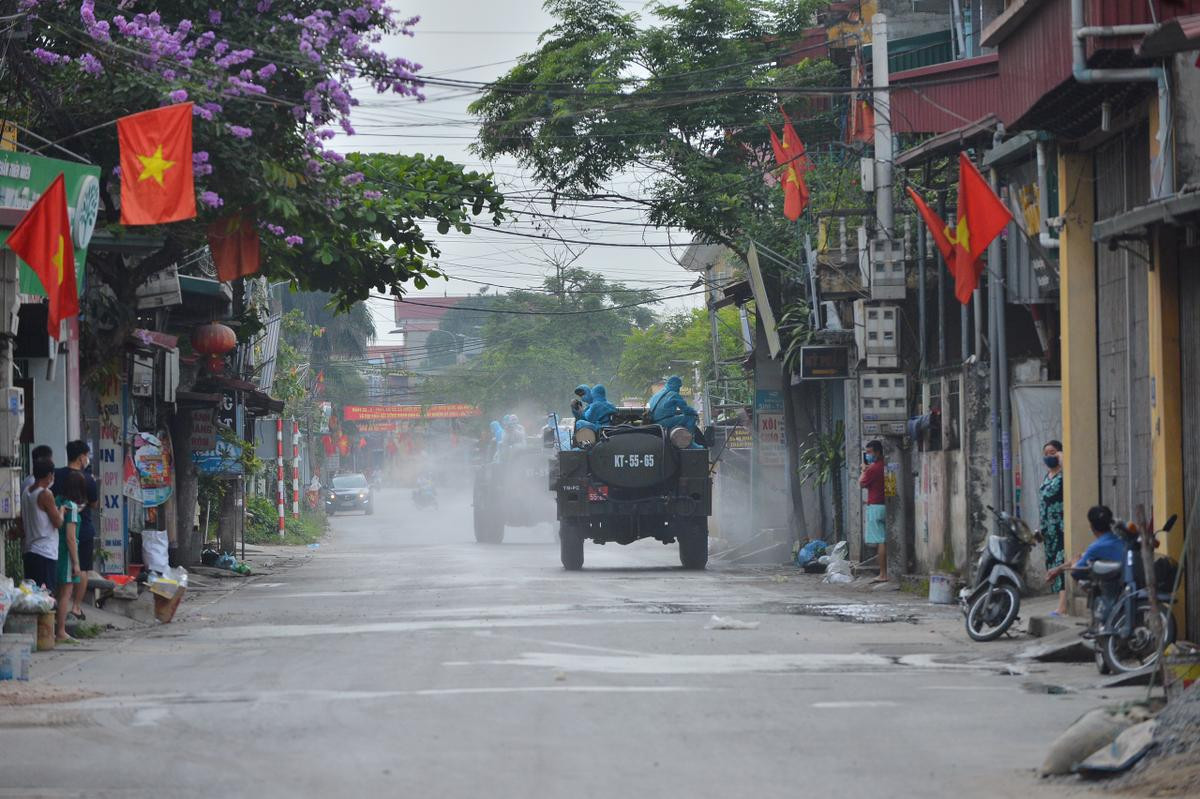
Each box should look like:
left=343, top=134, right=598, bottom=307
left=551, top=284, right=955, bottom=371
left=1045, top=505, right=1123, bottom=585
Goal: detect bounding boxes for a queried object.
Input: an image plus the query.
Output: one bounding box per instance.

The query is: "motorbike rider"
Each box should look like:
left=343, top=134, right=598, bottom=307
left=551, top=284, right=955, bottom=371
left=576, top=384, right=616, bottom=432
left=647, top=376, right=699, bottom=433
left=1045, top=505, right=1124, bottom=585
left=571, top=385, right=593, bottom=420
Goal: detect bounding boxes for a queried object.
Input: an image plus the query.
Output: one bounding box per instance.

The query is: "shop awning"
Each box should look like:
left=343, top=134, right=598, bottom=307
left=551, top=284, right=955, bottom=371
left=1092, top=191, right=1200, bottom=243
left=894, top=114, right=999, bottom=168
left=1137, top=15, right=1200, bottom=58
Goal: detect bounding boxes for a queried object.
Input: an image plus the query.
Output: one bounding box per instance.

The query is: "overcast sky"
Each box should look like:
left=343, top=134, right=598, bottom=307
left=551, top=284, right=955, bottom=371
left=329, top=1, right=701, bottom=345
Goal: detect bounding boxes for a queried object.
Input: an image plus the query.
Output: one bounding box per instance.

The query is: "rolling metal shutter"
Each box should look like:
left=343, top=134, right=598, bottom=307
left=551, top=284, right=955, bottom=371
left=1093, top=129, right=1153, bottom=523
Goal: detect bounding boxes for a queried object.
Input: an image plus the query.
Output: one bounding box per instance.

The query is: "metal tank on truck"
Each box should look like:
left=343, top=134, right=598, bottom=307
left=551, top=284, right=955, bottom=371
left=549, top=381, right=711, bottom=570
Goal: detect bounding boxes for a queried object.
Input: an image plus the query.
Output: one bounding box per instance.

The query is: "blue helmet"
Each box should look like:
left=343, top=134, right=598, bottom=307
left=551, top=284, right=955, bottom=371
left=665, top=376, right=683, bottom=391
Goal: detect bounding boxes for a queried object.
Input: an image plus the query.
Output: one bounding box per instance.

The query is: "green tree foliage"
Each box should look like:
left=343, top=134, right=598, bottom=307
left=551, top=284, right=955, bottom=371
left=470, top=0, right=838, bottom=256
left=422, top=268, right=656, bottom=416
left=618, top=307, right=745, bottom=397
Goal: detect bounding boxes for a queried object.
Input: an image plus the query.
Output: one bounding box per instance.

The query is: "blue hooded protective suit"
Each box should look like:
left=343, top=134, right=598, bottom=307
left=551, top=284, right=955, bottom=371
left=571, top=384, right=593, bottom=420
left=647, top=376, right=698, bottom=432
left=578, top=384, right=616, bottom=431
left=490, top=420, right=505, bottom=444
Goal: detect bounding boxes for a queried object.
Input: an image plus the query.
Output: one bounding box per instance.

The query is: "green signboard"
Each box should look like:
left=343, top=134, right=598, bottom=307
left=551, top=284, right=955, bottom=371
left=0, top=151, right=102, bottom=297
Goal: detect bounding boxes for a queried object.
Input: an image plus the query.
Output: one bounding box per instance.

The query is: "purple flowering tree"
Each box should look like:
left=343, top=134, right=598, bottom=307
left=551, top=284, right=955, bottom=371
left=8, top=1, right=505, bottom=343
left=7, top=1, right=506, bottom=563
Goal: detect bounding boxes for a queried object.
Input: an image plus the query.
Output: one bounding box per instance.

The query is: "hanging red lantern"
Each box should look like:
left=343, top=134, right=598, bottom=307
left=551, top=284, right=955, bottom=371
left=191, top=322, right=237, bottom=372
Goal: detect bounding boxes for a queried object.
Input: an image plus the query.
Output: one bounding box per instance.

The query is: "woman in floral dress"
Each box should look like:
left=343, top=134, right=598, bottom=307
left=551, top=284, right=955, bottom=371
left=1040, top=439, right=1068, bottom=616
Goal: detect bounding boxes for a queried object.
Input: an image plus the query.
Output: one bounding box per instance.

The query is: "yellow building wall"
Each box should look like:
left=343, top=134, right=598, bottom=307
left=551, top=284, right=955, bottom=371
left=1057, top=151, right=1098, bottom=573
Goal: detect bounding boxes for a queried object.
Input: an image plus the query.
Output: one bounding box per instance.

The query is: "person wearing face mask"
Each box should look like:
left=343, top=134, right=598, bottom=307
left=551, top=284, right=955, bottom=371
left=859, top=440, right=889, bottom=583
left=1039, top=439, right=1067, bottom=616
left=54, top=440, right=99, bottom=621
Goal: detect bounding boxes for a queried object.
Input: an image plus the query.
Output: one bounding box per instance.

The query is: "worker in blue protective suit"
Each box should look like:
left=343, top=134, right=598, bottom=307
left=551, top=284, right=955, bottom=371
left=501, top=414, right=526, bottom=446
left=647, top=376, right=699, bottom=433
left=570, top=384, right=593, bottom=420
left=577, top=384, right=616, bottom=431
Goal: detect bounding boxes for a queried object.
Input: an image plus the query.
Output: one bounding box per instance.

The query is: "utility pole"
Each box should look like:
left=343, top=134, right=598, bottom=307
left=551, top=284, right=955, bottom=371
left=871, top=13, right=894, bottom=240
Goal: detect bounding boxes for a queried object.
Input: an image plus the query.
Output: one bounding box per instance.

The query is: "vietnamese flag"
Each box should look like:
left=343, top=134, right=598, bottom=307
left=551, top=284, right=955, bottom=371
left=906, top=186, right=956, bottom=273
left=947, top=152, right=1012, bottom=304
left=4, top=173, right=78, bottom=339
left=207, top=213, right=261, bottom=283
left=118, top=103, right=196, bottom=225
left=780, top=110, right=812, bottom=214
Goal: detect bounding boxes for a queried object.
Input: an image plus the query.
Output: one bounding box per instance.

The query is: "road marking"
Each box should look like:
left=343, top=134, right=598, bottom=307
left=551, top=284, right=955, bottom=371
left=448, top=651, right=1015, bottom=676
left=812, top=701, right=899, bottom=708
left=185, top=616, right=668, bottom=641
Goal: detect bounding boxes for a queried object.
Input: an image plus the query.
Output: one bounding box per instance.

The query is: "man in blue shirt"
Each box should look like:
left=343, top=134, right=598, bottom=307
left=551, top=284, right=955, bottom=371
left=1046, top=505, right=1125, bottom=585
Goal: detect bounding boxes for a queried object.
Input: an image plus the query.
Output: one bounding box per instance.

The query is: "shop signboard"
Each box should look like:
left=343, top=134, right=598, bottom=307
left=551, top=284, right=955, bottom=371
left=797, top=346, right=850, bottom=380
left=190, top=409, right=217, bottom=451
left=342, top=403, right=482, bottom=421
left=0, top=150, right=101, bottom=298
left=755, top=389, right=786, bottom=466
left=192, top=390, right=243, bottom=475
left=97, top=379, right=125, bottom=574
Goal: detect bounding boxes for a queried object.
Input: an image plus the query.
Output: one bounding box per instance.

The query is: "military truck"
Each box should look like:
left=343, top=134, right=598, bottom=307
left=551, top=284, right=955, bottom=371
left=550, top=408, right=711, bottom=570
left=473, top=444, right=556, bottom=543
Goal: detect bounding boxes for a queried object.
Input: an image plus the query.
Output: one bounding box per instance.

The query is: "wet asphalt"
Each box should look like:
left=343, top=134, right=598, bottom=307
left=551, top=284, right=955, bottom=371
left=1, top=486, right=1135, bottom=798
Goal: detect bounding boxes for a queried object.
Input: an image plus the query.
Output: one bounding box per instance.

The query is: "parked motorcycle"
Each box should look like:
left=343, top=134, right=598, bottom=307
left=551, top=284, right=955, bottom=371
left=960, top=505, right=1040, bottom=641
left=1080, top=515, right=1178, bottom=675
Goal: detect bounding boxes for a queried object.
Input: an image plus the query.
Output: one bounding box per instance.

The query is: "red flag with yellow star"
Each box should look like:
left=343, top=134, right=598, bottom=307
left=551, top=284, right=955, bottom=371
left=118, top=103, right=196, bottom=225
left=947, top=152, right=1012, bottom=304
left=4, top=173, right=78, bottom=339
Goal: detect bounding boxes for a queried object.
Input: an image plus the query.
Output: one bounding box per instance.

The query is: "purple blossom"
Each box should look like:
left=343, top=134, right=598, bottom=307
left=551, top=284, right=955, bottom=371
left=200, top=191, right=223, bottom=208
left=78, top=53, right=104, bottom=74
left=257, top=0, right=273, bottom=12
left=265, top=224, right=285, bottom=236
left=32, top=48, right=71, bottom=66
left=168, top=89, right=188, bottom=103
left=227, top=124, right=253, bottom=139
left=362, top=190, right=382, bottom=200
left=256, top=63, right=277, bottom=80
left=342, top=171, right=365, bottom=187
left=193, top=152, right=213, bottom=177
left=208, top=10, right=221, bottom=25
left=284, top=235, right=304, bottom=247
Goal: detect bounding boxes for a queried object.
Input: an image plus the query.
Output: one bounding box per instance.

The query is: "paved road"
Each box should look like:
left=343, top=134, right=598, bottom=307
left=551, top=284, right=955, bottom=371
left=3, top=487, right=1126, bottom=798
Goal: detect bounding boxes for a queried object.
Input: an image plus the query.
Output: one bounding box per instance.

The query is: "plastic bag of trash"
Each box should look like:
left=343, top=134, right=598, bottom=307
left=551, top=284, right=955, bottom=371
left=0, top=577, right=14, bottom=629
left=142, top=529, right=170, bottom=574
left=829, top=541, right=849, bottom=560
left=824, top=572, right=854, bottom=584
left=11, top=580, right=56, bottom=613
left=148, top=566, right=188, bottom=599
left=794, top=539, right=827, bottom=568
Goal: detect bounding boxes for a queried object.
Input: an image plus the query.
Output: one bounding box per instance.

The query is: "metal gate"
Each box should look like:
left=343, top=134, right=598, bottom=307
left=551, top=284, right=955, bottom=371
left=1094, top=130, right=1153, bottom=523
left=1179, top=244, right=1200, bottom=641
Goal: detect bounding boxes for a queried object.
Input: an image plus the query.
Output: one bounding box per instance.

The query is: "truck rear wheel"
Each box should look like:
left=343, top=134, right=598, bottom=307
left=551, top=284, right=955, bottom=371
left=560, top=522, right=584, bottom=570
left=474, top=503, right=504, bottom=544
left=678, top=520, right=708, bottom=570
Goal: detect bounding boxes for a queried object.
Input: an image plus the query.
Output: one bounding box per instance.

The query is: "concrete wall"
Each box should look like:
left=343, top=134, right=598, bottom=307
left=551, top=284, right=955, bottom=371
left=29, top=355, right=68, bottom=459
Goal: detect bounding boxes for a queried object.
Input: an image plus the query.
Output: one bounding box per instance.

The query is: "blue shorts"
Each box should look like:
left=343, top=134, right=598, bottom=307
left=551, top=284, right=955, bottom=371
left=865, top=504, right=887, bottom=544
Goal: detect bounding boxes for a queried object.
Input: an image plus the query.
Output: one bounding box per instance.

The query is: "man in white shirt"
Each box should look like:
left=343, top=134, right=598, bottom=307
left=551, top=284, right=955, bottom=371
left=21, top=456, right=64, bottom=591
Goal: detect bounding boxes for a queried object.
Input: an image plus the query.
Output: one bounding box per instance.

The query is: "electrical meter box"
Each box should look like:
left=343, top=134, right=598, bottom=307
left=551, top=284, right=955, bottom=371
left=860, top=372, right=908, bottom=436
left=0, top=386, right=24, bottom=460
left=0, top=467, right=20, bottom=519
left=863, top=305, right=899, bottom=368
left=869, top=238, right=906, bottom=300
